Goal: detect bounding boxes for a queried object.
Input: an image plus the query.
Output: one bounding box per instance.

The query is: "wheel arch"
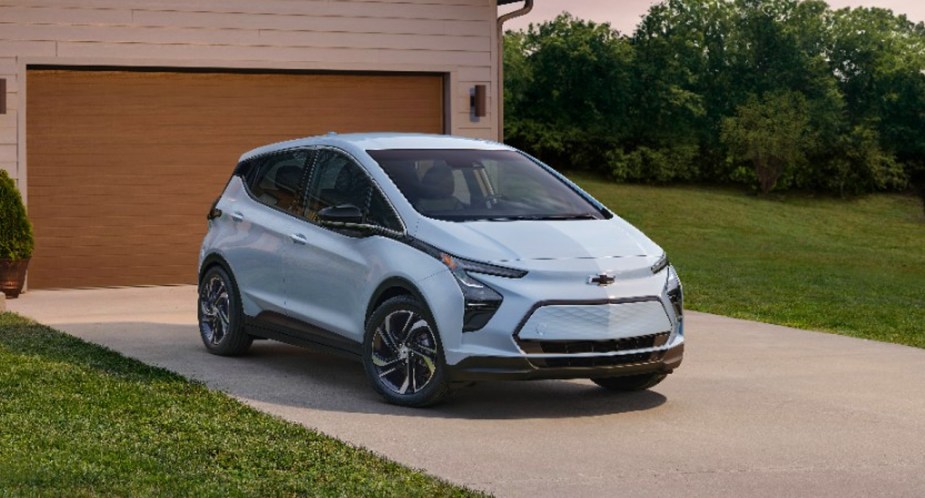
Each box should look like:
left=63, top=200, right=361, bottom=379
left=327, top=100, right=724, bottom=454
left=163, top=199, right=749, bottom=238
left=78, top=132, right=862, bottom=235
left=199, top=253, right=233, bottom=285
left=366, top=277, right=429, bottom=325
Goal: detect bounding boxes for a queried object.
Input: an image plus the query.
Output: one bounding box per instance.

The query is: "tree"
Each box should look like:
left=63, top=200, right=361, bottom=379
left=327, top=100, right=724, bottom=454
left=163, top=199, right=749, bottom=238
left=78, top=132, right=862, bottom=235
left=721, top=91, right=813, bottom=193
left=504, top=14, right=634, bottom=172
left=502, top=2, right=925, bottom=202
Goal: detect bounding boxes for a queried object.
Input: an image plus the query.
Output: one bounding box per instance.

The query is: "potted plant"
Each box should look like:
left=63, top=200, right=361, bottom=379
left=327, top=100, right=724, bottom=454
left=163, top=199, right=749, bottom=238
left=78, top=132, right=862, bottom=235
left=0, top=169, right=34, bottom=298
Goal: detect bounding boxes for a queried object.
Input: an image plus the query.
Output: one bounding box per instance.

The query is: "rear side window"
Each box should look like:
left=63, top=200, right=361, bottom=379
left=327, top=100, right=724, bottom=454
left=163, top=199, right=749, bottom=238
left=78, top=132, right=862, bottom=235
left=245, top=149, right=314, bottom=214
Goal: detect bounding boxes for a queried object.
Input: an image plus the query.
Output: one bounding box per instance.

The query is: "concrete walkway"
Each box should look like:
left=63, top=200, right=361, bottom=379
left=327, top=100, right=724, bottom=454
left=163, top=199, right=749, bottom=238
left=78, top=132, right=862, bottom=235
left=8, top=285, right=925, bottom=497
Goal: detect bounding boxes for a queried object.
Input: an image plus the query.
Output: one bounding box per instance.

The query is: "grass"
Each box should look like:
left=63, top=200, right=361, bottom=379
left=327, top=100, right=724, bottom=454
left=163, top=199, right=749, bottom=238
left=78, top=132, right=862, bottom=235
left=570, top=173, right=925, bottom=349
left=0, top=313, right=483, bottom=497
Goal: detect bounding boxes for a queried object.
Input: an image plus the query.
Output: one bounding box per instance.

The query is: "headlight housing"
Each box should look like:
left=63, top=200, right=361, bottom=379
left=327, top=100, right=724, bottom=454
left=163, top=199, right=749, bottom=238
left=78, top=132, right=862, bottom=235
left=652, top=251, right=682, bottom=325
left=666, top=266, right=682, bottom=317
left=651, top=252, right=669, bottom=274
left=665, top=264, right=683, bottom=339
left=438, top=252, right=526, bottom=332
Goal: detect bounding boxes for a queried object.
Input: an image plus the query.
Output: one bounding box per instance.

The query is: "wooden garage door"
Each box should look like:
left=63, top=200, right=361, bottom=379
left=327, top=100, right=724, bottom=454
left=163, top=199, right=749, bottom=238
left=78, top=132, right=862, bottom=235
left=26, top=69, right=444, bottom=288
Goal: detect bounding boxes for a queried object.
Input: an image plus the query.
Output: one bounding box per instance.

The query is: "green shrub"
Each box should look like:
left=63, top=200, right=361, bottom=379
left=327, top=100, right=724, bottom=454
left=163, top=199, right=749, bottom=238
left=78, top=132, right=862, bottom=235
left=0, top=169, right=34, bottom=261
left=608, top=145, right=700, bottom=183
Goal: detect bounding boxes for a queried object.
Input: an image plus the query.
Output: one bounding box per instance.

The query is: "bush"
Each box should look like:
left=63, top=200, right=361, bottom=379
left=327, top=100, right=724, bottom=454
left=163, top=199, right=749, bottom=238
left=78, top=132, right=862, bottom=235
left=0, top=169, right=34, bottom=261
left=608, top=145, right=700, bottom=183
left=819, top=126, right=908, bottom=196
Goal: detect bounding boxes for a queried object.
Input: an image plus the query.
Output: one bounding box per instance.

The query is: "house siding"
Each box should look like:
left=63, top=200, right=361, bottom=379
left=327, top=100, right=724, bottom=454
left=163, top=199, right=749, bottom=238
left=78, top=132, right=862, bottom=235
left=0, top=0, right=499, bottom=188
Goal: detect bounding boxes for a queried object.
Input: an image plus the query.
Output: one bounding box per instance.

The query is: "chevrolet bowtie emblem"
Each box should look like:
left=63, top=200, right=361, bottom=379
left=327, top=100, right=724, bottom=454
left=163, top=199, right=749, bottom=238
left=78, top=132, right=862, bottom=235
left=588, top=273, right=616, bottom=286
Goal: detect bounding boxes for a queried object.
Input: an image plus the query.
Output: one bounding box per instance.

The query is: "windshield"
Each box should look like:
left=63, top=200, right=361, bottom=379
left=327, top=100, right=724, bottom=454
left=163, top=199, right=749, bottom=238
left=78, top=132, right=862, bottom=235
left=368, top=149, right=608, bottom=222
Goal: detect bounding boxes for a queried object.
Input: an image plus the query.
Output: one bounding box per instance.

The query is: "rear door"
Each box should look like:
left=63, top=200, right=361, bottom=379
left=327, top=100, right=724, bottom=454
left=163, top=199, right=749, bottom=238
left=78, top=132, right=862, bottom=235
left=221, top=149, right=314, bottom=315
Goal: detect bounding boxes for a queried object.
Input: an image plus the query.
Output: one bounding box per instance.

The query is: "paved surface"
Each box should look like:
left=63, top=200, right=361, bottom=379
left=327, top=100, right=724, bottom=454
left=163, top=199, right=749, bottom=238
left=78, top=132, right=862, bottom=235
left=8, top=285, right=925, bottom=497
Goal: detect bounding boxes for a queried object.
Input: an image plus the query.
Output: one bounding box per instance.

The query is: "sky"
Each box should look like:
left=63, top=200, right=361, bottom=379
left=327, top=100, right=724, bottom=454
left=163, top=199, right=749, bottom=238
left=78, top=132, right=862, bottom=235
left=503, top=0, right=925, bottom=34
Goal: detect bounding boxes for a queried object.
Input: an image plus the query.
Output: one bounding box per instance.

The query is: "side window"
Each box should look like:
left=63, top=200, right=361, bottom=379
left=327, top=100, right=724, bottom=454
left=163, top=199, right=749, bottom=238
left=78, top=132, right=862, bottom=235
left=303, top=150, right=402, bottom=231
left=246, top=149, right=313, bottom=214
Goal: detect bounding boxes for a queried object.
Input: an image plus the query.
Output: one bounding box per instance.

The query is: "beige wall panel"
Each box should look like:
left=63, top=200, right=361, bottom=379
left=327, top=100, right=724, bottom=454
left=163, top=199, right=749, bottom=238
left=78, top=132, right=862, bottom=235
left=2, top=91, right=18, bottom=112
left=456, top=66, right=492, bottom=82
left=0, top=126, right=15, bottom=141
left=1, top=23, right=488, bottom=54
left=0, top=109, right=16, bottom=128
left=453, top=126, right=495, bottom=140
left=132, top=11, right=490, bottom=37
left=0, top=58, right=17, bottom=73
left=0, top=6, right=134, bottom=24
left=0, top=144, right=16, bottom=163
left=14, top=0, right=487, bottom=8
left=0, top=40, right=56, bottom=57
left=5, top=0, right=490, bottom=21
left=56, top=41, right=489, bottom=66
left=26, top=69, right=444, bottom=288
left=0, top=73, right=18, bottom=92
left=0, top=129, right=15, bottom=145
left=0, top=23, right=263, bottom=46
left=256, top=30, right=491, bottom=53
left=47, top=0, right=490, bottom=21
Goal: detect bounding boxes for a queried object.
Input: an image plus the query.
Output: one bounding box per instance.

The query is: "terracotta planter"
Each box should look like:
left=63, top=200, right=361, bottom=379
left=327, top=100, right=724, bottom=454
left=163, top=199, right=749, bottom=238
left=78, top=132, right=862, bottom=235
left=0, top=258, right=30, bottom=299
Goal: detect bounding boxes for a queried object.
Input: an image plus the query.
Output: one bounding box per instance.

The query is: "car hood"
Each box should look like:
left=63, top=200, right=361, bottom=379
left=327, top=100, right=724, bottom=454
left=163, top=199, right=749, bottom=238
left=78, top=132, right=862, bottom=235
left=413, top=217, right=663, bottom=264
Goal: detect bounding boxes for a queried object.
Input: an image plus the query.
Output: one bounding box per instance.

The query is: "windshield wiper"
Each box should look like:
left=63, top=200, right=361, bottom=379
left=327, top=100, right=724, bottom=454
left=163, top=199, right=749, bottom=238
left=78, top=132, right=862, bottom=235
left=482, top=213, right=598, bottom=221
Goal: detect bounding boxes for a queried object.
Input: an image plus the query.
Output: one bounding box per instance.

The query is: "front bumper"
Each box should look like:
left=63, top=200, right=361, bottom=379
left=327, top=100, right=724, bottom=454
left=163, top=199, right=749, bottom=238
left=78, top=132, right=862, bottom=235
left=447, top=340, right=684, bottom=381
left=420, top=257, right=686, bottom=382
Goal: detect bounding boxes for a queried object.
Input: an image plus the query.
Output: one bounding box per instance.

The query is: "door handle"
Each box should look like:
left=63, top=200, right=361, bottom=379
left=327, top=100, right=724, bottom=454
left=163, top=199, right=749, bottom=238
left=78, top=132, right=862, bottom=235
left=289, top=233, right=308, bottom=245
left=231, top=211, right=244, bottom=222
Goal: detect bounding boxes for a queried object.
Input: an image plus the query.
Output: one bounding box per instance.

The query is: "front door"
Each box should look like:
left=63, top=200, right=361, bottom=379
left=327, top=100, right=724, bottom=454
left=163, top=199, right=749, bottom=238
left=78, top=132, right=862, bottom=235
left=282, top=149, right=403, bottom=345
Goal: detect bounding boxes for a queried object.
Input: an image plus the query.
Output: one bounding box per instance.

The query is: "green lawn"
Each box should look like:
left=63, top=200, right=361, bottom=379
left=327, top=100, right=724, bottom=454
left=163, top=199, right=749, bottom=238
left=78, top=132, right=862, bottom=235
left=570, top=173, right=925, bottom=348
left=0, top=313, right=483, bottom=497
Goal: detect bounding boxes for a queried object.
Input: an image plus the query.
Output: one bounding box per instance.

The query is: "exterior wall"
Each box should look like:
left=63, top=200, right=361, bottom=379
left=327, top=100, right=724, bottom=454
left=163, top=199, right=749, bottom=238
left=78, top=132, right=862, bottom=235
left=0, top=0, right=499, bottom=192
left=0, top=57, right=16, bottom=182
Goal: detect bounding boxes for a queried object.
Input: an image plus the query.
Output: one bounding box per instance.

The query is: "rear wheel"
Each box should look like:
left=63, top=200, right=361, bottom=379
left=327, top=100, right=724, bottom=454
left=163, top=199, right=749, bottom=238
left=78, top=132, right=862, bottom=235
left=363, top=296, right=450, bottom=407
left=198, top=266, right=252, bottom=356
left=591, top=372, right=667, bottom=391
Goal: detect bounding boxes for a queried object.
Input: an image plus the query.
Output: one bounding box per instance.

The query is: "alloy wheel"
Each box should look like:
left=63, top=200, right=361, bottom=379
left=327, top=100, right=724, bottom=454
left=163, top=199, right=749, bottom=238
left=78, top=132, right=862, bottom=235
left=371, top=309, right=439, bottom=395
left=199, top=274, right=231, bottom=345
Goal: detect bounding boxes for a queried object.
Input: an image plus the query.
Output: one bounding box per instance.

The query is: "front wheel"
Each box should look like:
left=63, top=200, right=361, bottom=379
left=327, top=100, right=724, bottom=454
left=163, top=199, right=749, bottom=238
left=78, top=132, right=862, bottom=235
left=591, top=372, right=667, bottom=391
left=363, top=296, right=451, bottom=407
left=198, top=266, right=252, bottom=356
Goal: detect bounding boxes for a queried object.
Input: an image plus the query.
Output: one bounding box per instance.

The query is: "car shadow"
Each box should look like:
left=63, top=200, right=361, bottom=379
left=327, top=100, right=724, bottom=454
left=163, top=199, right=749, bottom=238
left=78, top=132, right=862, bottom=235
left=56, top=322, right=668, bottom=420
left=239, top=342, right=668, bottom=419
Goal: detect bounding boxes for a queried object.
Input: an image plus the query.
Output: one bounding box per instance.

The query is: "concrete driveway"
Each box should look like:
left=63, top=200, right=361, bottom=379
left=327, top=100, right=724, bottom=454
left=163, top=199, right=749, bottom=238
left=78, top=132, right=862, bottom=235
left=8, top=285, right=925, bottom=497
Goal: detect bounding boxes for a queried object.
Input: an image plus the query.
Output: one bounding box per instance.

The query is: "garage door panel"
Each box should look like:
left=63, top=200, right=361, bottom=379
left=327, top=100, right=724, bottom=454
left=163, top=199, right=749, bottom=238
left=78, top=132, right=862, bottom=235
left=28, top=201, right=216, bottom=219
left=34, top=225, right=207, bottom=241
left=27, top=68, right=443, bottom=288
left=35, top=249, right=198, bottom=266
left=26, top=182, right=227, bottom=198
left=41, top=268, right=199, bottom=289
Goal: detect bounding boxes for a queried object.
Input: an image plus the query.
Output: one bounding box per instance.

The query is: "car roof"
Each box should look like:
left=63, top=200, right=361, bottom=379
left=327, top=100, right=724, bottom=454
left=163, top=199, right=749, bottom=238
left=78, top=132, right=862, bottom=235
left=239, top=132, right=512, bottom=162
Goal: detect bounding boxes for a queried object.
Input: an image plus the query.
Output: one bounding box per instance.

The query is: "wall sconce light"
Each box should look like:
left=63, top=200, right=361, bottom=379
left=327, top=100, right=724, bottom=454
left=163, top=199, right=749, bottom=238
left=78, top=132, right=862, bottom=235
left=471, top=84, right=486, bottom=118
left=0, top=79, right=6, bottom=115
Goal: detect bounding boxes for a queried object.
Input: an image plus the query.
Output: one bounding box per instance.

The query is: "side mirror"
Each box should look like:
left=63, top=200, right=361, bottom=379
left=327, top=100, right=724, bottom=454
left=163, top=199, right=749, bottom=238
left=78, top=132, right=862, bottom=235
left=318, top=204, right=364, bottom=225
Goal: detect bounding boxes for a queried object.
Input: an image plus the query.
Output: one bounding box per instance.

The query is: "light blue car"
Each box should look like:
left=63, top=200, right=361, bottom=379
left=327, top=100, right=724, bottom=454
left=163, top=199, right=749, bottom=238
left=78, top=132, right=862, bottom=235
left=198, top=133, right=684, bottom=406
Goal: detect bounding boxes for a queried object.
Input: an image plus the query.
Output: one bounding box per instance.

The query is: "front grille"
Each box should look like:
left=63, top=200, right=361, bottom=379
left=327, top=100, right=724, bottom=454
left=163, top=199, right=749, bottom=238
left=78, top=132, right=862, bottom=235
left=530, top=351, right=666, bottom=369
left=516, top=331, right=670, bottom=355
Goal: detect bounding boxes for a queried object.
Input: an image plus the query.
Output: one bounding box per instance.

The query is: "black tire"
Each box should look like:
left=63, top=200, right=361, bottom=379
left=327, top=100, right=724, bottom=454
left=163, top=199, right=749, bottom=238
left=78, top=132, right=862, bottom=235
left=198, top=265, right=253, bottom=356
left=591, top=372, right=667, bottom=391
left=363, top=295, right=451, bottom=407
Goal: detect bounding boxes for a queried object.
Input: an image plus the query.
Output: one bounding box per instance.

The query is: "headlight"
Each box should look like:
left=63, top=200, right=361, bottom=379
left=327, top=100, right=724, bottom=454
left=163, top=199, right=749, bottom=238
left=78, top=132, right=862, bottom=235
left=665, top=265, right=683, bottom=323
left=439, top=253, right=526, bottom=332
left=651, top=252, right=669, bottom=274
